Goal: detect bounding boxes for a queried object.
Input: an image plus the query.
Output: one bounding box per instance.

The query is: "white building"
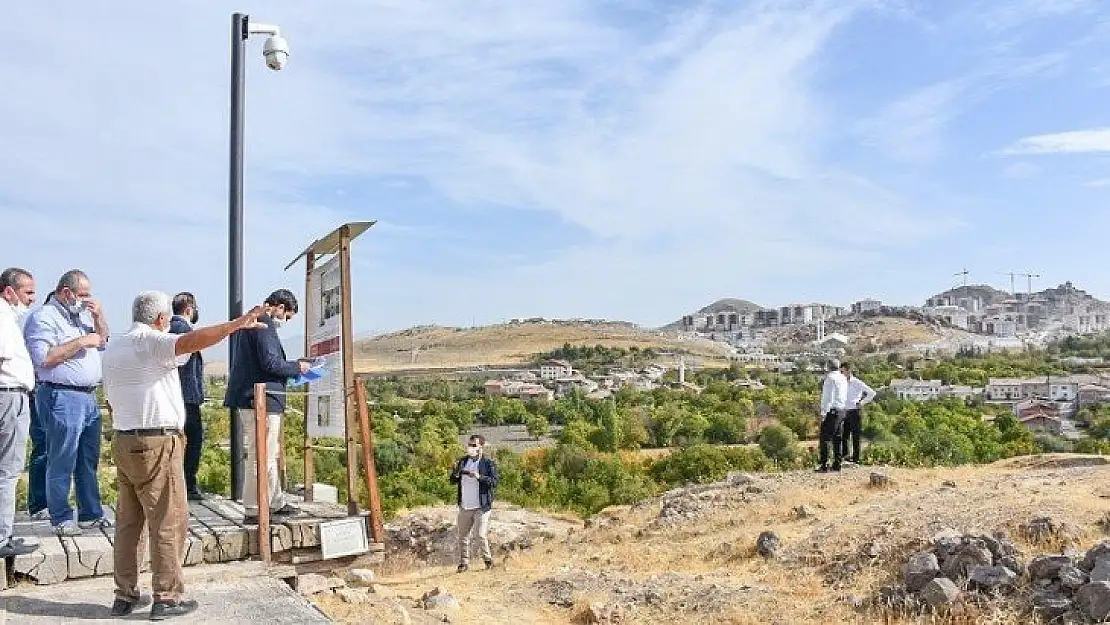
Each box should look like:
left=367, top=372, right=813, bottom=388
left=539, top=359, right=574, bottom=381
left=852, top=299, right=883, bottom=314
left=890, top=379, right=942, bottom=401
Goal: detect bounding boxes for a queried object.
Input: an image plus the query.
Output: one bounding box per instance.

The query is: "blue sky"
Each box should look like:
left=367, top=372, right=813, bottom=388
left=3, top=0, right=1110, bottom=341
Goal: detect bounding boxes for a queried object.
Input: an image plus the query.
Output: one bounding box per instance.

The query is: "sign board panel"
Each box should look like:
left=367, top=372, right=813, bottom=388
left=305, top=255, right=346, bottom=438
left=319, top=516, right=370, bottom=559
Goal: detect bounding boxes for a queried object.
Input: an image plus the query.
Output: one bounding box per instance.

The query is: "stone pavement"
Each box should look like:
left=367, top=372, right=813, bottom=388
left=0, top=561, right=330, bottom=623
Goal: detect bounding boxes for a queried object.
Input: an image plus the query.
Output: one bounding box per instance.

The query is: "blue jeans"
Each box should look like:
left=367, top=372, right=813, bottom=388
left=26, top=391, right=48, bottom=515
left=37, top=386, right=104, bottom=526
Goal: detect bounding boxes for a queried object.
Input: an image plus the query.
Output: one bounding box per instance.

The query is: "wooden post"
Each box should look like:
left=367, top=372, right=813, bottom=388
left=339, top=225, right=359, bottom=516
left=253, top=383, right=271, bottom=564
left=354, top=381, right=385, bottom=542
left=303, top=251, right=316, bottom=503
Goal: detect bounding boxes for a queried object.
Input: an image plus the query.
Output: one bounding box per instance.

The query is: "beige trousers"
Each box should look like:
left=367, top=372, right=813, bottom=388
left=238, top=410, right=285, bottom=514
left=456, top=508, right=492, bottom=565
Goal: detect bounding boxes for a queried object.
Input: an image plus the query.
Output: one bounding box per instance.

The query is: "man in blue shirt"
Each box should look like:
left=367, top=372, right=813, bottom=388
left=23, top=270, right=112, bottom=536
left=169, top=292, right=206, bottom=501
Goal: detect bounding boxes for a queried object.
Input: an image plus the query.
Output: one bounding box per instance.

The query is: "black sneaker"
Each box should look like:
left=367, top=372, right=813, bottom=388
left=815, top=466, right=829, bottom=473
left=831, top=464, right=842, bottom=472
left=150, top=599, right=198, bottom=621
left=186, top=489, right=206, bottom=502
left=457, top=563, right=468, bottom=573
left=484, top=558, right=494, bottom=570
left=110, top=595, right=150, bottom=617
left=0, top=540, right=38, bottom=557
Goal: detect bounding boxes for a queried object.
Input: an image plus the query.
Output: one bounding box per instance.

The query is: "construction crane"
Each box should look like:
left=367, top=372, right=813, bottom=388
left=953, top=268, right=971, bottom=309
left=1019, top=272, right=1040, bottom=296
left=1001, top=271, right=1017, bottom=295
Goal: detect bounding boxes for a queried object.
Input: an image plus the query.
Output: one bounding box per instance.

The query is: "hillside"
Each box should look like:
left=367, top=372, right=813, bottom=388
left=311, top=455, right=1110, bottom=624
left=352, top=320, right=732, bottom=372
left=927, top=284, right=1010, bottom=306
left=661, top=297, right=766, bottom=330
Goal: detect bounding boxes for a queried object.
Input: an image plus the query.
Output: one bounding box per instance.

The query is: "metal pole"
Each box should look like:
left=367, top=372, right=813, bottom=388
left=228, top=12, right=248, bottom=500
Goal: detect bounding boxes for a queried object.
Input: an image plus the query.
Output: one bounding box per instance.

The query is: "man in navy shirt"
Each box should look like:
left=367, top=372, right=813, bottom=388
left=223, top=289, right=308, bottom=524
left=449, top=434, right=499, bottom=572
left=169, top=292, right=206, bottom=500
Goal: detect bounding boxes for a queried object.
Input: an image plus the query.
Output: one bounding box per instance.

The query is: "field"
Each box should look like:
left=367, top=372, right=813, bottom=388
left=313, top=454, right=1110, bottom=624
left=351, top=321, right=732, bottom=373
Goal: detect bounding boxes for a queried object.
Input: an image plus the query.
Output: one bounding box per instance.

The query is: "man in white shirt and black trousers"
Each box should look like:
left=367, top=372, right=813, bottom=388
left=450, top=434, right=499, bottom=572
left=102, top=291, right=266, bottom=620
left=840, top=362, right=876, bottom=465
left=817, top=358, right=849, bottom=473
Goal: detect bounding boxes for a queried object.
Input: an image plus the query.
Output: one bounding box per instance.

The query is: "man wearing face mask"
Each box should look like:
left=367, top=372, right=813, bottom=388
left=23, top=269, right=112, bottom=536
left=169, top=293, right=206, bottom=501
left=102, top=290, right=268, bottom=618
left=0, top=268, right=48, bottom=521
left=223, top=289, right=309, bottom=524
left=0, top=267, right=40, bottom=557
left=449, top=434, right=499, bottom=572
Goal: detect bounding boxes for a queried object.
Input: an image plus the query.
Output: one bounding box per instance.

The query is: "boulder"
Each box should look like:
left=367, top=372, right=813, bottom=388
left=1032, top=590, right=1073, bottom=621
left=940, top=541, right=993, bottom=580
left=586, top=602, right=626, bottom=624
left=1076, top=582, right=1110, bottom=621
left=998, top=555, right=1027, bottom=578
left=1060, top=566, right=1088, bottom=592
left=345, top=568, right=376, bottom=586
left=1029, top=555, right=1076, bottom=583
left=869, top=472, right=891, bottom=488
left=903, top=552, right=940, bottom=593
left=296, top=573, right=345, bottom=597
left=756, top=531, right=781, bottom=559
left=968, top=565, right=1018, bottom=592
left=920, top=578, right=961, bottom=610
left=421, top=587, right=461, bottom=612
left=1090, top=557, right=1110, bottom=583
left=1082, top=541, right=1110, bottom=572
left=932, top=529, right=963, bottom=560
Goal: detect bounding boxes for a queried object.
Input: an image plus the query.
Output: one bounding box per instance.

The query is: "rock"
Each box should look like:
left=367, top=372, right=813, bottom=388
left=1076, top=582, right=1110, bottom=621
left=920, top=577, right=961, bottom=609
left=1032, top=590, right=1073, bottom=620
left=726, top=472, right=754, bottom=487
left=296, top=573, right=345, bottom=596
left=1082, top=541, right=1110, bottom=572
left=336, top=587, right=373, bottom=604
left=860, top=542, right=881, bottom=558
left=1029, top=555, right=1076, bottom=582
left=421, top=587, right=461, bottom=612
left=940, top=541, right=993, bottom=580
left=941, top=480, right=957, bottom=488
left=756, top=531, right=781, bottom=559
left=903, top=552, right=940, bottom=592
left=1060, top=566, right=1088, bottom=592
left=968, top=565, right=1018, bottom=592
left=932, top=529, right=963, bottom=559
left=585, top=602, right=626, bottom=624
left=999, top=555, right=1027, bottom=578
left=345, top=568, right=376, bottom=586
left=1091, top=557, right=1110, bottom=583
left=869, top=472, right=891, bottom=488
left=792, top=505, right=815, bottom=520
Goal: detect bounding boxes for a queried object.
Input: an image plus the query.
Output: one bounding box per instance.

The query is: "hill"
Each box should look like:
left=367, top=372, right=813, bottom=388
left=927, top=283, right=1010, bottom=306
left=352, top=320, right=733, bottom=372
left=661, top=297, right=766, bottom=330
left=312, top=455, right=1110, bottom=624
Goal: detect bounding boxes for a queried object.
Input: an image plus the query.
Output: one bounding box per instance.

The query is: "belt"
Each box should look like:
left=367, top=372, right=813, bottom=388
left=0, top=386, right=29, bottom=394
left=40, top=381, right=96, bottom=393
left=117, top=428, right=181, bottom=437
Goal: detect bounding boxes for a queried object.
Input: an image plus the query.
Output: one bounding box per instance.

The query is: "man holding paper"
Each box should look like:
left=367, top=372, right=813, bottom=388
left=223, top=289, right=309, bottom=525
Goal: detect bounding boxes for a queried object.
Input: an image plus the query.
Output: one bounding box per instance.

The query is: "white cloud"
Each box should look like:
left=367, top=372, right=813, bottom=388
left=0, top=1, right=967, bottom=337
left=1001, top=128, right=1110, bottom=155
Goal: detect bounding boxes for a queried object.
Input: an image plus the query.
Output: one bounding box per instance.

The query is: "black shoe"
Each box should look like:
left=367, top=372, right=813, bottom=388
left=111, top=598, right=136, bottom=617
left=186, top=489, right=206, bottom=501
left=815, top=466, right=829, bottom=473
left=484, top=558, right=494, bottom=570
left=457, top=563, right=468, bottom=573
left=0, top=540, right=39, bottom=557
left=831, top=464, right=842, bottom=472
left=150, top=599, right=198, bottom=621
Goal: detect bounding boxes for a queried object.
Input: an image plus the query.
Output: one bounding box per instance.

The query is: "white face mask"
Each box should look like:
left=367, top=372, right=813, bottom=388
left=12, top=302, right=28, bottom=325
left=272, top=315, right=285, bottom=328
left=466, top=445, right=480, bottom=458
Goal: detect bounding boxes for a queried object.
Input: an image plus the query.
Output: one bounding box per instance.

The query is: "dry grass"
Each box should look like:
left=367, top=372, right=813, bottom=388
left=312, top=456, right=1110, bottom=624
left=351, top=321, right=731, bottom=373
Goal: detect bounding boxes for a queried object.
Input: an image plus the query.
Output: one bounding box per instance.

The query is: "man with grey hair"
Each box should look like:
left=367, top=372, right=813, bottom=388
left=0, top=268, right=39, bottom=557
left=0, top=267, right=48, bottom=520
left=816, top=358, right=848, bottom=473
left=23, top=269, right=111, bottom=535
left=103, top=290, right=267, bottom=619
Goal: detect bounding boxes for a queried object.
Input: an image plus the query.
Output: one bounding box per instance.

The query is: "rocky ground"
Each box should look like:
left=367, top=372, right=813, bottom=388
left=305, top=454, right=1110, bottom=624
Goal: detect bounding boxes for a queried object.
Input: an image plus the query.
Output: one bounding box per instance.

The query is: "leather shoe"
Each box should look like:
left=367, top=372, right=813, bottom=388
left=150, top=599, right=198, bottom=621
left=186, top=489, right=206, bottom=501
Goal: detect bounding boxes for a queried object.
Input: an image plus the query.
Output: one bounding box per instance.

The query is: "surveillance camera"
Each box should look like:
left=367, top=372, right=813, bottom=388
left=263, top=35, right=289, bottom=71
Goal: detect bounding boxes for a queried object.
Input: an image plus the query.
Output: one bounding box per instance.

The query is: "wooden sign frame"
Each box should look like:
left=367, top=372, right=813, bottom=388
left=284, top=221, right=384, bottom=544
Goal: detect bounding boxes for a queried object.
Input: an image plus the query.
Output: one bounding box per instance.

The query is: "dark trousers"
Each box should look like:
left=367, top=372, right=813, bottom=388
left=27, top=391, right=48, bottom=515
left=818, top=409, right=845, bottom=469
left=183, top=403, right=203, bottom=493
left=841, top=408, right=862, bottom=462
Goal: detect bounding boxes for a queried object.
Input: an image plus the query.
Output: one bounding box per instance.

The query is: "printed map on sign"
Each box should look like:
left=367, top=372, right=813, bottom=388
left=305, top=255, right=346, bottom=438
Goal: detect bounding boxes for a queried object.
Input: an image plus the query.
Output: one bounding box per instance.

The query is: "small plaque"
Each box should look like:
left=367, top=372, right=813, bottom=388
left=319, top=517, right=369, bottom=559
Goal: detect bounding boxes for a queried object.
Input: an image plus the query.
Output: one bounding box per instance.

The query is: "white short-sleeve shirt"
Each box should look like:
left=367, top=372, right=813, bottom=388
left=103, top=323, right=189, bottom=430
left=0, top=301, right=34, bottom=391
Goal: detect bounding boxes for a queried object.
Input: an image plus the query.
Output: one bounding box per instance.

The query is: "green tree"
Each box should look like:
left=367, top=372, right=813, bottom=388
left=758, top=424, right=801, bottom=467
